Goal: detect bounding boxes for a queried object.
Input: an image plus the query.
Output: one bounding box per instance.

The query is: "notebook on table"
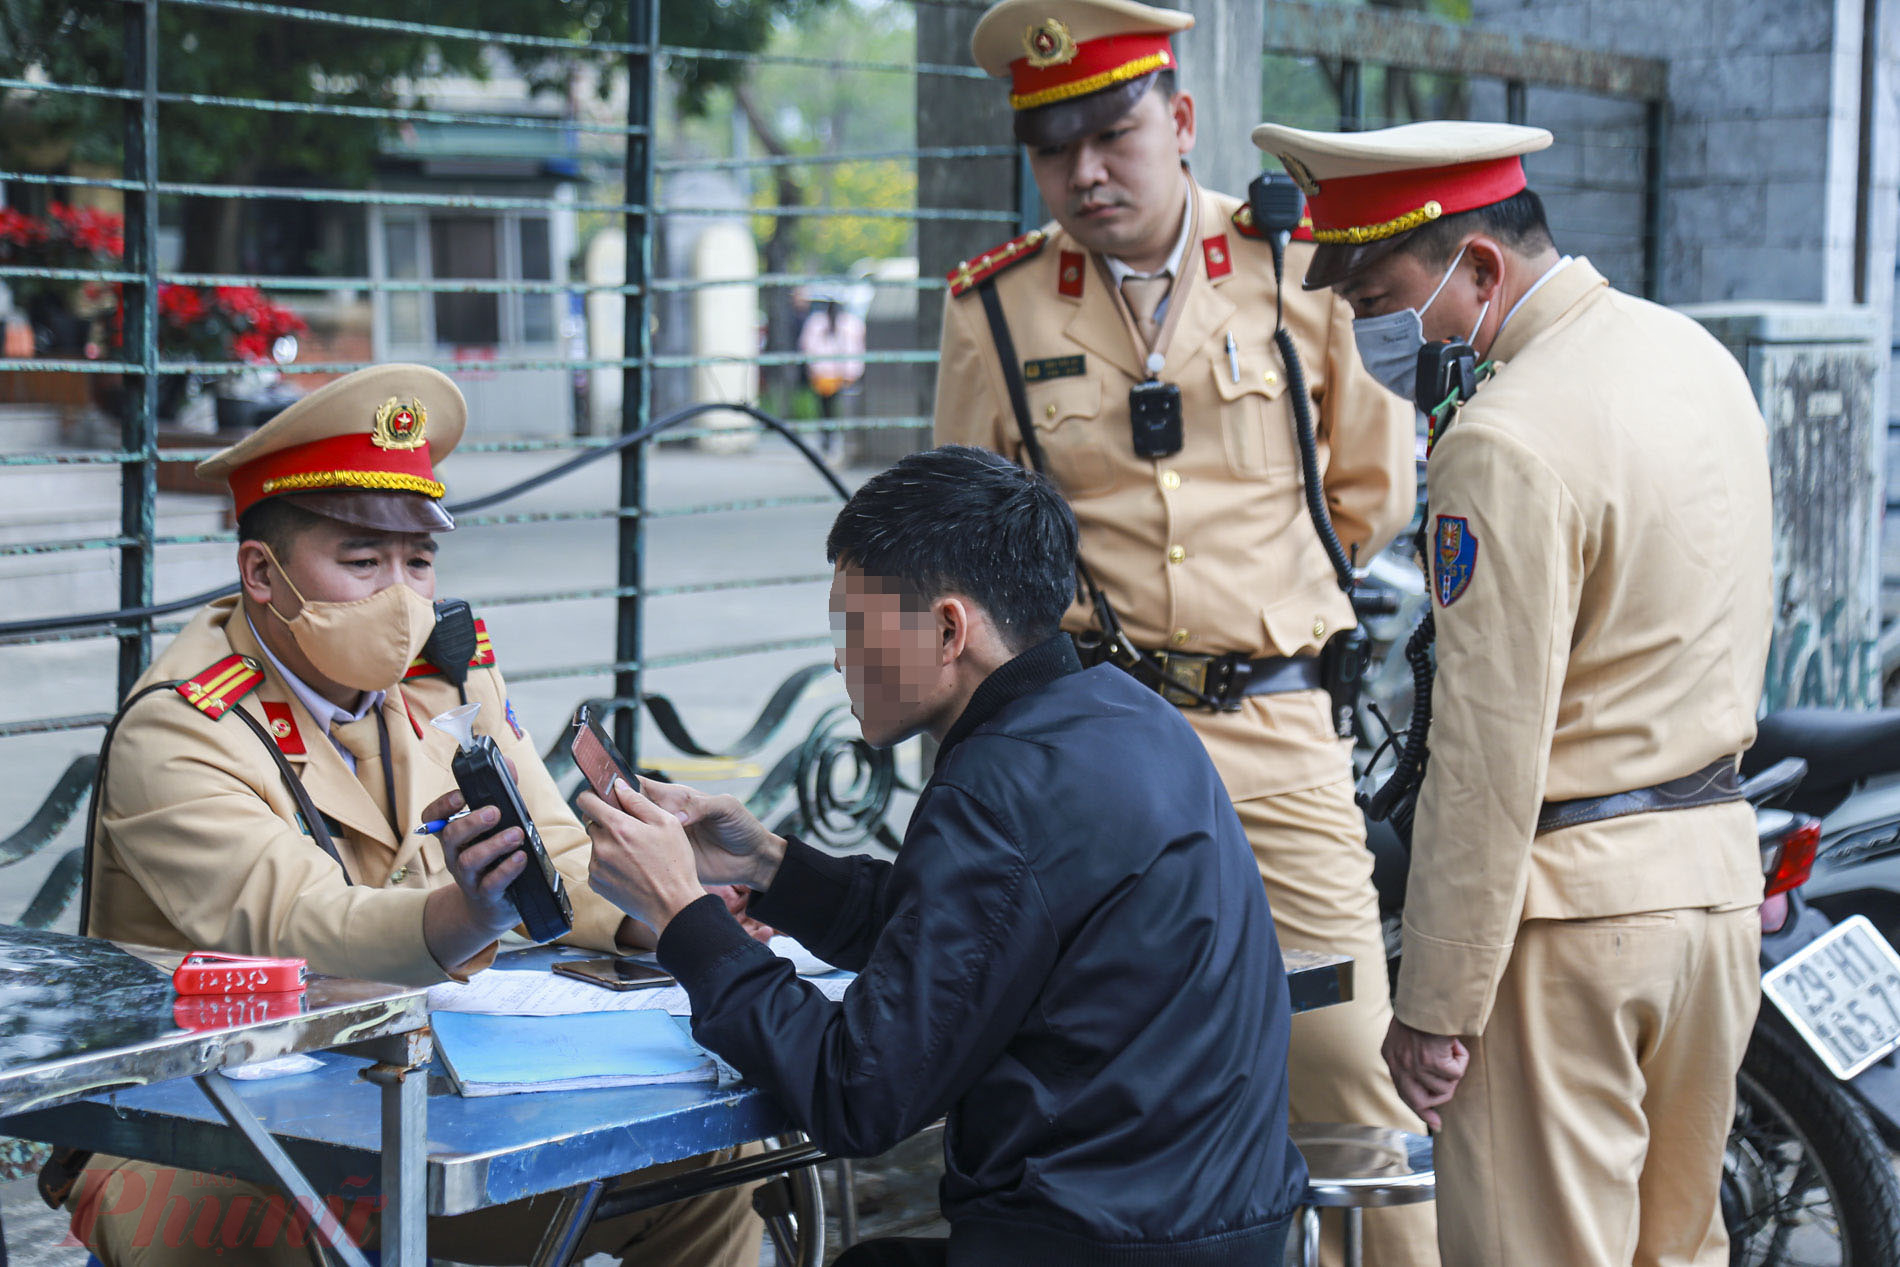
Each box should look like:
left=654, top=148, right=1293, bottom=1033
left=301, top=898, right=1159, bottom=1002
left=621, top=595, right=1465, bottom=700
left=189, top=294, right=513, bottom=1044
left=431, top=1008, right=717, bottom=1098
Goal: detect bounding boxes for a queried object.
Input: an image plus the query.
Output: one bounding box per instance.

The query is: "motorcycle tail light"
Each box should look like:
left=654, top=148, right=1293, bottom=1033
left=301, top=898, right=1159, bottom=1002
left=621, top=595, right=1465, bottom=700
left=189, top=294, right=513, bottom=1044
left=1763, top=817, right=1823, bottom=898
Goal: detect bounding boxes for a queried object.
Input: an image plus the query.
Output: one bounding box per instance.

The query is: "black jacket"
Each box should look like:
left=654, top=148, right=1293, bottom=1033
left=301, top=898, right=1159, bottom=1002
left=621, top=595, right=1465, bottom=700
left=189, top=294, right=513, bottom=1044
left=658, top=636, right=1306, bottom=1266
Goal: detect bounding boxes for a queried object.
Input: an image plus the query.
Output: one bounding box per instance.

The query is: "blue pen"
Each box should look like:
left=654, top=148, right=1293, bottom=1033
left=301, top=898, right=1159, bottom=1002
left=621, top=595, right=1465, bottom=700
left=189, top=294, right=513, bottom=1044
left=414, top=809, right=471, bottom=836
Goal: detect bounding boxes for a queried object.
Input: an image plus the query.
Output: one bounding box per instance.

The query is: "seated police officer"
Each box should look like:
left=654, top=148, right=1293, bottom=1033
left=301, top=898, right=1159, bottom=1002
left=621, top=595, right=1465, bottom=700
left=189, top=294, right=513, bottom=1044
left=62, top=365, right=759, bottom=1265
left=580, top=444, right=1308, bottom=1267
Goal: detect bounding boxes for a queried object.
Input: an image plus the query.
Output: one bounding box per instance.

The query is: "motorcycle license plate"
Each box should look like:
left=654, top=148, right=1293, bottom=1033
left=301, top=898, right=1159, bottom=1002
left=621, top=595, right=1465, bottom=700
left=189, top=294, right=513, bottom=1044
left=1763, top=914, right=1900, bottom=1080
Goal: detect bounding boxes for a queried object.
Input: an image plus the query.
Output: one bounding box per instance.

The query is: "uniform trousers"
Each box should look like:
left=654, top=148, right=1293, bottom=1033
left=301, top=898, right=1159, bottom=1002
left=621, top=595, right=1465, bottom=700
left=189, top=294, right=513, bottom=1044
left=1435, top=907, right=1759, bottom=1267
left=1235, top=780, right=1438, bottom=1267
left=68, top=1146, right=761, bottom=1266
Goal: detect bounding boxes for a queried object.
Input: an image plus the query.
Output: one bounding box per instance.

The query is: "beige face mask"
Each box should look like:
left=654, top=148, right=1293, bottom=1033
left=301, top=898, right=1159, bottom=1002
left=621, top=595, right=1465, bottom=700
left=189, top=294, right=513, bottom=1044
left=262, top=545, right=436, bottom=692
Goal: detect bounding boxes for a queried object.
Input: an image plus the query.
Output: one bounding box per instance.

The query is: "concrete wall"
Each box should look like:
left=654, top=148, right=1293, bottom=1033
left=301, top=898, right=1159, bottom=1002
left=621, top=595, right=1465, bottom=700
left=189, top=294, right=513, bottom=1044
left=1471, top=0, right=1896, bottom=382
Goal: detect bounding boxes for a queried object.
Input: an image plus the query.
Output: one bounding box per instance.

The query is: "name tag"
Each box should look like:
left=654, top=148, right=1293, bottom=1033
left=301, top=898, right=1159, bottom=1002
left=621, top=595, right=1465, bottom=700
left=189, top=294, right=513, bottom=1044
left=1023, top=355, right=1086, bottom=382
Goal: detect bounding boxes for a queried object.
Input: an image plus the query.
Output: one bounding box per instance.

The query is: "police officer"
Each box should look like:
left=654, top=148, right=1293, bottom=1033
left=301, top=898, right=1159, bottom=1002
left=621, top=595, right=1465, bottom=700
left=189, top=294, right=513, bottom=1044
left=934, top=5, right=1428, bottom=1265
left=1252, top=120, right=1773, bottom=1266
left=65, top=364, right=760, bottom=1266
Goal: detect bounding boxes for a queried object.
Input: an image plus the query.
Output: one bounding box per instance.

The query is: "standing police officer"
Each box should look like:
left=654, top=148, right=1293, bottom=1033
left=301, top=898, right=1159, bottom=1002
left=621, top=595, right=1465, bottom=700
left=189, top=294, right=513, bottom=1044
left=934, top=5, right=1427, bottom=1265
left=1253, top=119, right=1773, bottom=1266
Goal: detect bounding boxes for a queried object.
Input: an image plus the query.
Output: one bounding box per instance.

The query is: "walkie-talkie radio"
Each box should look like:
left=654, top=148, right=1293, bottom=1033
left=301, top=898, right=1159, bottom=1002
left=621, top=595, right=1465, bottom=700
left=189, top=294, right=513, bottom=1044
left=431, top=703, right=573, bottom=943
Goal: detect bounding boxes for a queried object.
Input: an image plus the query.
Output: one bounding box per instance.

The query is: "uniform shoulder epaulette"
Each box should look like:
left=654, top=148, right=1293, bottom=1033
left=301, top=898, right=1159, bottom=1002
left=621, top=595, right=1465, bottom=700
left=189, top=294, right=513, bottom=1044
left=947, top=229, right=1048, bottom=297
left=176, top=653, right=264, bottom=719
left=1231, top=204, right=1315, bottom=242
left=404, top=617, right=497, bottom=680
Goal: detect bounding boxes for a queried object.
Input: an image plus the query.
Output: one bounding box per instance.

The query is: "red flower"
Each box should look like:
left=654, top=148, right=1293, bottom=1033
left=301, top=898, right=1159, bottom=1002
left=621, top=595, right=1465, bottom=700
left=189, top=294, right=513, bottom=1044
left=232, top=331, right=273, bottom=363
left=0, top=208, right=43, bottom=246
left=256, top=302, right=307, bottom=339
left=158, top=284, right=206, bottom=326
left=214, top=286, right=267, bottom=322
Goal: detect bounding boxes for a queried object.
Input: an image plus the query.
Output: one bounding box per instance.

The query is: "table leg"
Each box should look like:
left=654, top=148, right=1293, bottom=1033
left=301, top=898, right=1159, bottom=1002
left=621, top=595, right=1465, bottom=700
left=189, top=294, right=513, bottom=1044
left=833, top=1158, right=859, bottom=1248
left=529, top=1179, right=605, bottom=1267
left=193, top=1074, right=374, bottom=1267
left=363, top=1058, right=427, bottom=1266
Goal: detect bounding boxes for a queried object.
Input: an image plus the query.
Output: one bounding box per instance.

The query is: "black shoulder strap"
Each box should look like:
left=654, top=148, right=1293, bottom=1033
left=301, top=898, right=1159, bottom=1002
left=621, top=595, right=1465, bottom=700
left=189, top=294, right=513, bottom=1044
left=82, top=685, right=351, bottom=935
left=972, top=279, right=1227, bottom=709
left=976, top=280, right=1054, bottom=476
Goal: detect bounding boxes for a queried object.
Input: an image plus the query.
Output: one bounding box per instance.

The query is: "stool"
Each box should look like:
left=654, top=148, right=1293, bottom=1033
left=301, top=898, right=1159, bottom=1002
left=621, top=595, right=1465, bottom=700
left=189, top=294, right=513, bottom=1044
left=1288, top=1123, right=1435, bottom=1267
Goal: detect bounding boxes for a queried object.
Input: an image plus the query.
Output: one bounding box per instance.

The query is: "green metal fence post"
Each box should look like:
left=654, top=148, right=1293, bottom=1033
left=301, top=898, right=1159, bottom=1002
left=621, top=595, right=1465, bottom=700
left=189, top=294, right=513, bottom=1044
left=615, top=0, right=659, bottom=763
left=118, top=0, right=161, bottom=697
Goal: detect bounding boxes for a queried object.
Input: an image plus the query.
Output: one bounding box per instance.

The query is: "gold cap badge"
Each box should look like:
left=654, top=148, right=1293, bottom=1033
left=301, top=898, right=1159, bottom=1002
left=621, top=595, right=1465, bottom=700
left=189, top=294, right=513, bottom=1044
left=372, top=397, right=428, bottom=451
left=1023, top=18, right=1077, bottom=68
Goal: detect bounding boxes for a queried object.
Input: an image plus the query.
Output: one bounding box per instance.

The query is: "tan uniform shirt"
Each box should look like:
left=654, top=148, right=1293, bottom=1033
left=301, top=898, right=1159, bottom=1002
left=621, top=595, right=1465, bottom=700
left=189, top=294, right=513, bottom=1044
left=1397, top=259, right=1774, bottom=1037
left=87, top=596, right=628, bottom=986
left=933, top=180, right=1415, bottom=798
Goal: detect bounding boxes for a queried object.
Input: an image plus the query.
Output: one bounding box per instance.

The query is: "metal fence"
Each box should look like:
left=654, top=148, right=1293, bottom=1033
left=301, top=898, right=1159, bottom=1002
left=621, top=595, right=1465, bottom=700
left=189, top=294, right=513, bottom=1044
left=0, top=0, right=1035, bottom=931
left=0, top=0, right=1671, bottom=932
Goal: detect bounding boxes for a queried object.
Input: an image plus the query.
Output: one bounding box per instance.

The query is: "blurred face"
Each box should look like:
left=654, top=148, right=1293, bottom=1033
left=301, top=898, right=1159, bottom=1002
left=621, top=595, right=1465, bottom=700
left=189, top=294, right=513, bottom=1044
left=828, top=564, right=954, bottom=749
left=1028, top=86, right=1195, bottom=269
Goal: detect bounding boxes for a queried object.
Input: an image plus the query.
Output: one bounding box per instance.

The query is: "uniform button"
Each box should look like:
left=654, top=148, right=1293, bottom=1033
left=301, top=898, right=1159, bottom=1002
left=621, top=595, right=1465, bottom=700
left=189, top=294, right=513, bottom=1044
left=1167, top=545, right=1186, bottom=564
left=1044, top=403, right=1056, bottom=419
left=1263, top=370, right=1278, bottom=385
left=1160, top=469, right=1181, bottom=491
left=1312, top=618, right=1327, bottom=639
left=1171, top=629, right=1190, bottom=646
left=388, top=866, right=409, bottom=885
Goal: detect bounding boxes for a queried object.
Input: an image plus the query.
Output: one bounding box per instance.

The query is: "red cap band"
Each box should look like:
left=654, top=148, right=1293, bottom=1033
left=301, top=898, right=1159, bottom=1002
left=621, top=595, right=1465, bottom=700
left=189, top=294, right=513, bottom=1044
left=228, top=432, right=443, bottom=518
left=1009, top=31, right=1174, bottom=111
left=1306, top=156, right=1528, bottom=245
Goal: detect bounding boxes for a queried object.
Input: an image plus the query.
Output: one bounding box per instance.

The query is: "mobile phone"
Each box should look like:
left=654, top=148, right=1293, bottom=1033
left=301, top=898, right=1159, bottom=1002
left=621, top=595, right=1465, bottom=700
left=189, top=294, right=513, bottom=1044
left=569, top=704, right=639, bottom=800
left=551, top=956, right=676, bottom=992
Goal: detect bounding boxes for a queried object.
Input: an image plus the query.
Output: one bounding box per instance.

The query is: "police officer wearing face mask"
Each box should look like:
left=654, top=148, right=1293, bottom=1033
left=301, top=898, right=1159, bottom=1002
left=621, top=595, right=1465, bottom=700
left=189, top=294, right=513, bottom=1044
left=934, top=5, right=1430, bottom=1266
left=65, top=364, right=764, bottom=1267
left=1251, top=120, right=1775, bottom=1267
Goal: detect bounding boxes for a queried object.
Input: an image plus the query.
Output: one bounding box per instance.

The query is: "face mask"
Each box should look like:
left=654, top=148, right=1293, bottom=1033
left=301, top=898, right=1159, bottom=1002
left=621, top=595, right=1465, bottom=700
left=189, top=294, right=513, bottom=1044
left=263, top=546, right=436, bottom=692
left=1352, top=244, right=1486, bottom=402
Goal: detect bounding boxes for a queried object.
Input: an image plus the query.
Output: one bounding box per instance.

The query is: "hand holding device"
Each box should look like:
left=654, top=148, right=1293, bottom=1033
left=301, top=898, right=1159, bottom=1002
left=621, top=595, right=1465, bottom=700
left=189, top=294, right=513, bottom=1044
left=432, top=703, right=574, bottom=944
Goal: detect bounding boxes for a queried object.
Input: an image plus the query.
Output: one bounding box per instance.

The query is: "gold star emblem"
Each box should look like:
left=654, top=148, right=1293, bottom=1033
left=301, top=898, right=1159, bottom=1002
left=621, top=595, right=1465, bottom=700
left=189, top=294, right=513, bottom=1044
left=1209, top=248, right=1226, bottom=265
left=372, top=396, right=429, bottom=451
left=1280, top=154, right=1322, bottom=197
left=270, top=718, right=292, bottom=740
left=1023, top=18, right=1077, bottom=68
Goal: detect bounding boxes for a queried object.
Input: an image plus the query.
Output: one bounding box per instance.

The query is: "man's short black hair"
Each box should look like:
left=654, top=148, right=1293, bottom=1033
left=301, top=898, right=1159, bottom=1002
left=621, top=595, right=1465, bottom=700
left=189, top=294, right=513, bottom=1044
left=237, top=497, right=327, bottom=558
left=826, top=445, right=1078, bottom=652
left=1398, top=188, right=1557, bottom=265
left=1152, top=69, right=1176, bottom=100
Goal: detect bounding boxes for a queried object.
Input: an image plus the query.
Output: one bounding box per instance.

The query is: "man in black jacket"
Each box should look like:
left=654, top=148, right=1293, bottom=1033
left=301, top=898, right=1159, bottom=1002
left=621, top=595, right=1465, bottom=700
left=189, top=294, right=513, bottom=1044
left=581, top=444, right=1306, bottom=1267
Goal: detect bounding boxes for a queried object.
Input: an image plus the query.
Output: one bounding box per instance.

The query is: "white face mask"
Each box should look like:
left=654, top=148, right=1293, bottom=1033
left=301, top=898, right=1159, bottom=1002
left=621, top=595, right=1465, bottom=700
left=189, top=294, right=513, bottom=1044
left=1350, top=244, right=1490, bottom=404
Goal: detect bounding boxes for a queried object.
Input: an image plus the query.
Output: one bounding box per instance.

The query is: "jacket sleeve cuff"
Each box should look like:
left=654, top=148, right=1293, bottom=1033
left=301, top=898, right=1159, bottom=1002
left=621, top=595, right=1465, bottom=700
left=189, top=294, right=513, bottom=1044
left=1393, top=921, right=1511, bottom=1038
left=657, top=893, right=762, bottom=989
left=748, top=835, right=854, bottom=929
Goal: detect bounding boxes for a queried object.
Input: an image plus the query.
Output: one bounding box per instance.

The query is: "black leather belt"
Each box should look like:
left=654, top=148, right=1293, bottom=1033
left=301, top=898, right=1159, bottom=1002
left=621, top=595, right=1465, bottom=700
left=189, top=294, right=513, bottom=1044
left=1536, top=757, right=1744, bottom=835
left=1074, top=636, right=1322, bottom=710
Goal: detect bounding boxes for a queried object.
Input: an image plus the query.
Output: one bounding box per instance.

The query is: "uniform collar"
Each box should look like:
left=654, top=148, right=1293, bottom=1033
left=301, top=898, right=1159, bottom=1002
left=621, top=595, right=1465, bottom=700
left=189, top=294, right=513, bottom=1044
left=244, top=613, right=383, bottom=735
left=1486, top=255, right=1607, bottom=365
left=937, top=634, right=1083, bottom=763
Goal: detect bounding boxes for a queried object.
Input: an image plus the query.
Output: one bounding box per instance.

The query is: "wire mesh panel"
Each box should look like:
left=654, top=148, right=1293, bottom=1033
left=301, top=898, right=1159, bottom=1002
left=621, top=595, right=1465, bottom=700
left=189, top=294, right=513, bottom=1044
left=0, top=0, right=1025, bottom=931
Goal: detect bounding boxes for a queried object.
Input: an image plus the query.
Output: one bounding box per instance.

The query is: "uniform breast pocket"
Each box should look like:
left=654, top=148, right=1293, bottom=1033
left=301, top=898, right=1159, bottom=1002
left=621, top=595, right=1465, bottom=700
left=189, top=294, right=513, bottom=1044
left=1025, top=376, right=1116, bottom=498
left=1209, top=350, right=1293, bottom=480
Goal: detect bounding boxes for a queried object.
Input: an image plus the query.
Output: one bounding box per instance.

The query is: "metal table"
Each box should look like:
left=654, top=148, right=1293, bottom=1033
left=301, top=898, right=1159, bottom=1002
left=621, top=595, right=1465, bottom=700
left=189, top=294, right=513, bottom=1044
left=6, top=941, right=1355, bottom=1266
left=0, top=924, right=431, bottom=1267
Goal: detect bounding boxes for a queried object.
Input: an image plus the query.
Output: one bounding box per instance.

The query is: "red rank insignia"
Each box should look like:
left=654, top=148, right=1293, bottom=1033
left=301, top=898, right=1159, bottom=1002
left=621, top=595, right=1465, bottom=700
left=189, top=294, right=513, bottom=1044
left=1057, top=251, right=1085, bottom=298
left=261, top=701, right=305, bottom=755
left=1202, top=235, right=1233, bottom=281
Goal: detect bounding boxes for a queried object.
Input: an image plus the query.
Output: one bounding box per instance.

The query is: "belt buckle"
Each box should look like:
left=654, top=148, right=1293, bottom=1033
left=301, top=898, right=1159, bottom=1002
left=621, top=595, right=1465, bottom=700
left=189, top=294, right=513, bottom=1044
left=1155, top=650, right=1209, bottom=708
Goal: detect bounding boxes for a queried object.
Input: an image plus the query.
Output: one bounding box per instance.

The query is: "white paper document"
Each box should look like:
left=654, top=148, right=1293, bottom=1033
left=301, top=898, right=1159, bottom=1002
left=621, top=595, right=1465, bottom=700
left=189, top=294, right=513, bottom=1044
left=428, top=965, right=852, bottom=1018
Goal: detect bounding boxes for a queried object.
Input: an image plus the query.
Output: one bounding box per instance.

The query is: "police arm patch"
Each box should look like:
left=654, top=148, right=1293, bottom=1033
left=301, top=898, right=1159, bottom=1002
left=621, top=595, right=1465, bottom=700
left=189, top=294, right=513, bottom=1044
left=1434, top=515, right=1478, bottom=606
